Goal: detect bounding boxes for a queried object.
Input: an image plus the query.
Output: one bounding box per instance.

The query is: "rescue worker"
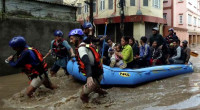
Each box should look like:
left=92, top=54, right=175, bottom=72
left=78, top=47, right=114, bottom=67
left=82, top=22, right=106, bottom=44
left=165, top=28, right=179, bottom=45
left=69, top=29, right=107, bottom=103
left=181, top=40, right=191, bottom=64
left=43, top=30, right=75, bottom=77
left=149, top=27, right=165, bottom=48
left=6, top=36, right=57, bottom=97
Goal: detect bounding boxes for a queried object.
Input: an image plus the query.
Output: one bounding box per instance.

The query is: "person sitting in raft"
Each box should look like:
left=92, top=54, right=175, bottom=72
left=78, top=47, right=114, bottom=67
left=150, top=41, right=163, bottom=66
left=129, top=37, right=139, bottom=58
left=115, top=36, right=133, bottom=68
left=135, top=36, right=151, bottom=67
left=110, top=43, right=127, bottom=69
left=168, top=39, right=185, bottom=64
left=107, top=38, right=116, bottom=51
left=6, top=36, right=57, bottom=97
left=165, top=28, right=179, bottom=46
left=129, top=37, right=140, bottom=68
left=181, top=40, right=191, bottom=64
left=107, top=38, right=116, bottom=59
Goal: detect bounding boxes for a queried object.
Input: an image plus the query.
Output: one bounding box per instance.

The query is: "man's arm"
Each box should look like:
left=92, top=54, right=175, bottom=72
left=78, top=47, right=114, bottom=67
left=9, top=51, right=29, bottom=67
left=44, top=40, right=54, bottom=59
left=143, top=44, right=149, bottom=58
left=78, top=47, right=92, bottom=77
left=63, top=41, right=75, bottom=57
left=78, top=47, right=95, bottom=88
left=70, top=48, right=75, bottom=57
left=185, top=48, right=191, bottom=63
left=43, top=49, right=52, bottom=59
left=172, top=47, right=181, bottom=59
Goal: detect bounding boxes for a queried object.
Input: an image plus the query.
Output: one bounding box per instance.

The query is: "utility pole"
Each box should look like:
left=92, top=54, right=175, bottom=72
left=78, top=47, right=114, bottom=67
left=120, top=0, right=125, bottom=36
left=85, top=0, right=94, bottom=35
left=89, top=0, right=93, bottom=24
left=2, top=0, right=5, bottom=19
left=85, top=0, right=93, bottom=23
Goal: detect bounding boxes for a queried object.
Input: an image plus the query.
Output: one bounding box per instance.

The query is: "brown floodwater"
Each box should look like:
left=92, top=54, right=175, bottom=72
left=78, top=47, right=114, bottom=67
left=1, top=45, right=200, bottom=110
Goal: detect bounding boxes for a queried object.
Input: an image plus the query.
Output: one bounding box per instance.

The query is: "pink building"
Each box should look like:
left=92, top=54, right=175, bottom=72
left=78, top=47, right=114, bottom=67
left=163, top=0, right=200, bottom=44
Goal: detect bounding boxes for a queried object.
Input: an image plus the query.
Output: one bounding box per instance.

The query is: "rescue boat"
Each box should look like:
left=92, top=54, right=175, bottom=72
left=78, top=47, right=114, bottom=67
left=67, top=60, right=193, bottom=85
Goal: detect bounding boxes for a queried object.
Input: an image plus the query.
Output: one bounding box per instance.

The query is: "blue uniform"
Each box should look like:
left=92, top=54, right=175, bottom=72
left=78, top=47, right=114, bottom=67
left=9, top=46, right=40, bottom=68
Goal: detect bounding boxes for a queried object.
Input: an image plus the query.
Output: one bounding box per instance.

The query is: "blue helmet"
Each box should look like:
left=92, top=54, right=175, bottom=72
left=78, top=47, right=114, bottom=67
left=9, top=36, right=26, bottom=48
left=82, top=22, right=92, bottom=29
left=68, top=29, right=84, bottom=37
left=54, top=30, right=63, bottom=37
left=168, top=28, right=174, bottom=32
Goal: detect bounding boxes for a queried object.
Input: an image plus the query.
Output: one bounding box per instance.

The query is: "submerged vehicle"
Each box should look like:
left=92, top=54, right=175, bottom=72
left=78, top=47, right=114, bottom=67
left=67, top=60, right=193, bottom=85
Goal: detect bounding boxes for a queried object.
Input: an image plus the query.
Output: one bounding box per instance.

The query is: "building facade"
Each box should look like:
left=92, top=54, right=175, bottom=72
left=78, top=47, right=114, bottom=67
left=0, top=0, right=77, bottom=21
left=76, top=0, right=166, bottom=42
left=163, top=0, right=200, bottom=44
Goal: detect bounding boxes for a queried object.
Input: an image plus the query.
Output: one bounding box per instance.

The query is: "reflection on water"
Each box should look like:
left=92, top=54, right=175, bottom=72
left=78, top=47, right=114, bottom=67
left=1, top=45, right=200, bottom=110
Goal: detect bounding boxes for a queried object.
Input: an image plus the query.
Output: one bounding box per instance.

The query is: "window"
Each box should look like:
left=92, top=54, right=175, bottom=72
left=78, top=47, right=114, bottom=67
left=100, top=0, right=105, bottom=10
left=93, top=2, right=96, bottom=12
left=109, top=0, right=113, bottom=10
left=163, top=13, right=167, bottom=19
left=77, top=3, right=82, bottom=15
left=188, top=14, right=192, bottom=25
left=130, top=0, right=135, bottom=6
left=143, top=0, right=148, bottom=6
left=198, top=19, right=200, bottom=27
left=194, top=17, right=197, bottom=26
left=179, top=15, right=183, bottom=24
left=153, top=0, right=160, bottom=8
left=84, top=3, right=88, bottom=13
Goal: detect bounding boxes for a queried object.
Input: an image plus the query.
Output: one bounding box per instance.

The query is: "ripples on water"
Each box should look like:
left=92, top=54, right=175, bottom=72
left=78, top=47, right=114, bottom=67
left=2, top=45, right=200, bottom=110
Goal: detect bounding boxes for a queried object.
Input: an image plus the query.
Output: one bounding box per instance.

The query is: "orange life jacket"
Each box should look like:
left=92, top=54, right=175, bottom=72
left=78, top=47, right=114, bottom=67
left=75, top=44, right=103, bottom=76
left=52, top=39, right=68, bottom=58
left=23, top=47, right=47, bottom=80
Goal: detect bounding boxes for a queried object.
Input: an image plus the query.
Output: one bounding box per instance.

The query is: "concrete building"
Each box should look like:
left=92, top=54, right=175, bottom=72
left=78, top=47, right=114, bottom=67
left=0, top=0, right=77, bottom=21
left=0, top=0, right=79, bottom=75
left=76, top=0, right=166, bottom=42
left=163, top=0, right=200, bottom=44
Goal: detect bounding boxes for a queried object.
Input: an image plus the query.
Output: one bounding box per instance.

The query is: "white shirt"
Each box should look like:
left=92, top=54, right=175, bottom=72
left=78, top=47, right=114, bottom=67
left=78, top=42, right=95, bottom=66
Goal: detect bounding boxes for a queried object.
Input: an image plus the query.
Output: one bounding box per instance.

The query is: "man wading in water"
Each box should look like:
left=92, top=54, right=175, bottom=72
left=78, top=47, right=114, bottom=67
left=43, top=30, right=75, bottom=77
left=6, top=36, right=57, bottom=97
left=68, top=29, right=107, bottom=103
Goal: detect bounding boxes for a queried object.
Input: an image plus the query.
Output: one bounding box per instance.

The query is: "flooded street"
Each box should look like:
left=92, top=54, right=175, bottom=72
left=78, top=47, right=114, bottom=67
left=1, top=45, right=200, bottom=110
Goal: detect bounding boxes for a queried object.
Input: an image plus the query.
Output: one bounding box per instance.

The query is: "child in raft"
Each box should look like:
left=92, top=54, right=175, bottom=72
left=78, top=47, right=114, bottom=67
left=109, top=43, right=127, bottom=69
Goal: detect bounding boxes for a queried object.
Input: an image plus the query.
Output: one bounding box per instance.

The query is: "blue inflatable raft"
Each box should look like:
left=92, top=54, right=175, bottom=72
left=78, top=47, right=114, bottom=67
left=67, top=60, right=194, bottom=85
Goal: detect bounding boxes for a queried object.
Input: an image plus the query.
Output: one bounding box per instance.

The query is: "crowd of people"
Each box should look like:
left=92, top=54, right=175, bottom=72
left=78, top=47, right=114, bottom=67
left=5, top=22, right=191, bottom=103
left=103, top=27, right=191, bottom=68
